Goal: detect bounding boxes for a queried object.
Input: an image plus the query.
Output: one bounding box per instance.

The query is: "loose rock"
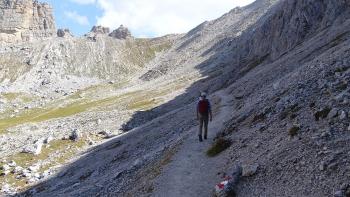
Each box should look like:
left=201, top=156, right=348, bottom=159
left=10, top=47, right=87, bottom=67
left=22, top=141, right=43, bottom=155
left=8, top=160, right=16, bottom=167
left=339, top=111, right=347, bottom=120
left=242, top=164, right=259, bottom=177
left=328, top=108, right=338, bottom=118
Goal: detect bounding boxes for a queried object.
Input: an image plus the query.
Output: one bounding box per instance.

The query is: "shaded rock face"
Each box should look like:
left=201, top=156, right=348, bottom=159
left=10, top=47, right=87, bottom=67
left=57, top=28, right=73, bottom=38
left=0, top=0, right=56, bottom=43
left=90, top=25, right=110, bottom=34
left=109, top=25, right=132, bottom=39
left=85, top=25, right=110, bottom=41
left=233, top=0, right=350, bottom=68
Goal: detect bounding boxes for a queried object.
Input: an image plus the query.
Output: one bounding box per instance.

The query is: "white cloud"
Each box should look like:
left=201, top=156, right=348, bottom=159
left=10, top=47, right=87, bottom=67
left=70, top=0, right=96, bottom=5
left=95, top=0, right=256, bottom=37
left=64, top=11, right=90, bottom=26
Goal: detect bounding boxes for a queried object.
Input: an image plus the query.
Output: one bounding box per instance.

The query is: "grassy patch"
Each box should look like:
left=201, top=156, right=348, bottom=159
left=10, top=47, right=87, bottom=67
left=0, top=138, right=87, bottom=189
left=0, top=101, right=89, bottom=134
left=0, top=90, right=142, bottom=134
left=125, top=39, right=173, bottom=67
left=206, top=138, right=232, bottom=157
left=127, top=99, right=159, bottom=110
left=1, top=92, right=35, bottom=103
left=2, top=93, right=19, bottom=101
left=0, top=75, right=188, bottom=134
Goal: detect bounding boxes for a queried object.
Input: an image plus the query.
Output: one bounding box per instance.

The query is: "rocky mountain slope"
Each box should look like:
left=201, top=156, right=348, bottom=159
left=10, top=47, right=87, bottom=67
left=0, top=0, right=350, bottom=196
left=0, top=0, right=55, bottom=43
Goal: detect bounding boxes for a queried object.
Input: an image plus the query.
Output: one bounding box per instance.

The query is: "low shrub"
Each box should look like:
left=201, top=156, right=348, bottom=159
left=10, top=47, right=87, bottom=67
left=288, top=125, right=300, bottom=137
left=207, top=138, right=232, bottom=157
left=314, top=107, right=331, bottom=121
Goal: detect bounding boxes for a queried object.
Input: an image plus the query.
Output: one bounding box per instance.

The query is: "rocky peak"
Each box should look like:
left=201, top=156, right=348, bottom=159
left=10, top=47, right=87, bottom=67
left=85, top=25, right=110, bottom=41
left=109, top=25, right=132, bottom=39
left=57, top=28, right=73, bottom=38
left=0, top=0, right=56, bottom=43
left=90, top=26, right=110, bottom=34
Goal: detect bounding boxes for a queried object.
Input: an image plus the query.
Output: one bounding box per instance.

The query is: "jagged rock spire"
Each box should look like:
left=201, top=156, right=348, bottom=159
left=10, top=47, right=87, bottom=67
left=109, top=25, right=132, bottom=39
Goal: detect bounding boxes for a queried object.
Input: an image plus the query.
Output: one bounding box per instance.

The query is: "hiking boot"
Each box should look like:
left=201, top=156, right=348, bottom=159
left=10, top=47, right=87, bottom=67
left=204, top=135, right=207, bottom=140
left=198, top=135, right=203, bottom=142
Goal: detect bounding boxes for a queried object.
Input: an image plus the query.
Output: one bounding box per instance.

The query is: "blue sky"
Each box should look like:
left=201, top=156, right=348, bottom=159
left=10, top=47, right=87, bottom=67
left=42, top=0, right=102, bottom=36
left=41, top=0, right=255, bottom=37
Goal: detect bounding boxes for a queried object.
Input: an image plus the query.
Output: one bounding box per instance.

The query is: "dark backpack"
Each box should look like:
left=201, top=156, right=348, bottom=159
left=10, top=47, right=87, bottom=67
left=198, top=99, right=209, bottom=114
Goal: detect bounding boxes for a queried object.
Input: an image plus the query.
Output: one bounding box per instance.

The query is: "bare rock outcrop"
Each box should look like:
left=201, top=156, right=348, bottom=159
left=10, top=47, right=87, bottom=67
left=85, top=25, right=110, bottom=41
left=90, top=25, right=110, bottom=34
left=57, top=28, right=73, bottom=38
left=109, top=25, right=132, bottom=39
left=0, top=0, right=56, bottom=43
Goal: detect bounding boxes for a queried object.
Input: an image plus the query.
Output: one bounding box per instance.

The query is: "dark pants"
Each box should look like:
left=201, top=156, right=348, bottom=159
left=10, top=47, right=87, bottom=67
left=198, top=113, right=209, bottom=137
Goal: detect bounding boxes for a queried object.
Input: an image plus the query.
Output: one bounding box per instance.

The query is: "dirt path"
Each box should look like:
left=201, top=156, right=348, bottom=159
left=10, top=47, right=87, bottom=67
left=152, top=91, right=233, bottom=197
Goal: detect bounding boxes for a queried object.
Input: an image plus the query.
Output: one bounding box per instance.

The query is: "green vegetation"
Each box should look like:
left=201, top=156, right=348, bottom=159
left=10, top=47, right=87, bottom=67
left=126, top=38, right=173, bottom=67
left=0, top=73, right=194, bottom=136
left=335, top=66, right=350, bottom=73
left=288, top=125, right=300, bottom=137
left=0, top=92, right=37, bottom=120
left=2, top=92, right=35, bottom=103
left=2, top=93, right=18, bottom=101
left=0, top=105, right=77, bottom=134
left=0, top=98, right=107, bottom=134
left=10, top=139, right=86, bottom=168
left=314, top=107, right=331, bottom=121
left=0, top=89, right=146, bottom=134
left=127, top=99, right=159, bottom=110
left=0, top=138, right=87, bottom=188
left=206, top=138, right=232, bottom=157
left=0, top=74, right=193, bottom=134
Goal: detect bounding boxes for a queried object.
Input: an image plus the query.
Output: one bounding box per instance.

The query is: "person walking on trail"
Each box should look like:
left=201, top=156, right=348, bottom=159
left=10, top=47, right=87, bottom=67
left=197, top=92, right=212, bottom=142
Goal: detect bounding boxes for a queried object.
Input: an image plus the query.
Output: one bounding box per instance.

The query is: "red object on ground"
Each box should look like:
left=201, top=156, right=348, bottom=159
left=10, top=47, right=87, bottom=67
left=217, top=183, right=225, bottom=189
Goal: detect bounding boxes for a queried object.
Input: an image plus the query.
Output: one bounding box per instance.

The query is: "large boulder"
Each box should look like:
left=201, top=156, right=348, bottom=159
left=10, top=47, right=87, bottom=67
left=22, top=140, right=43, bottom=155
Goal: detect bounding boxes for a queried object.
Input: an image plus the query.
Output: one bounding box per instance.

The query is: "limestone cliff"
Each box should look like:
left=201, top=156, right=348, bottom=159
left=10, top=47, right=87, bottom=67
left=0, top=0, right=56, bottom=43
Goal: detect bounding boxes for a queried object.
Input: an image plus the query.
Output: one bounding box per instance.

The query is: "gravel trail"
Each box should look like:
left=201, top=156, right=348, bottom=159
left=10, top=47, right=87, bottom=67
left=152, top=90, right=233, bottom=197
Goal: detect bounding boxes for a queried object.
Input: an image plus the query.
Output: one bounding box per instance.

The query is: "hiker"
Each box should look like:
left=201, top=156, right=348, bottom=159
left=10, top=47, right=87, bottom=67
left=197, top=92, right=212, bottom=142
